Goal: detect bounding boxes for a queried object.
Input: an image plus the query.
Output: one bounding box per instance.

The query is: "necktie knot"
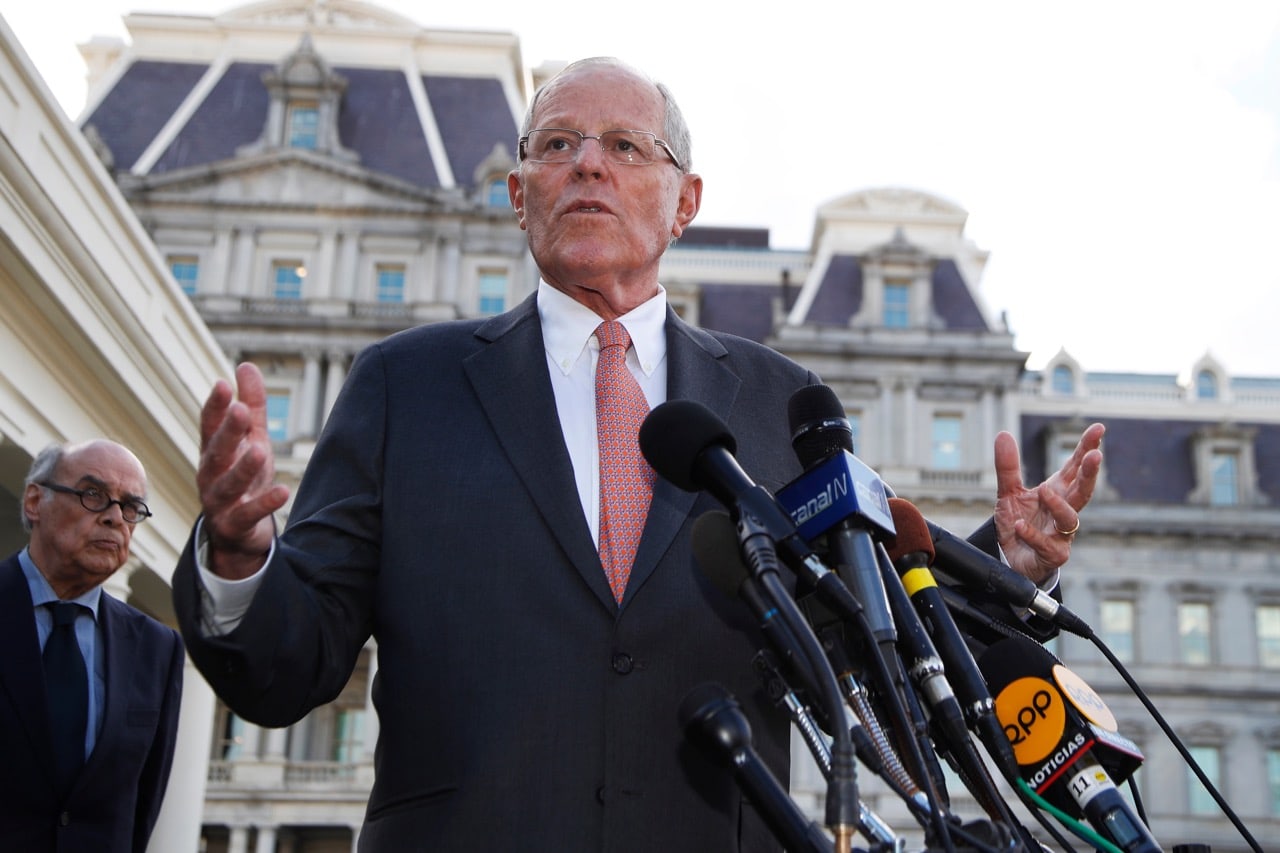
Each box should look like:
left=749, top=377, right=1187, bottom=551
left=48, top=601, right=82, bottom=627
left=596, top=320, right=632, bottom=352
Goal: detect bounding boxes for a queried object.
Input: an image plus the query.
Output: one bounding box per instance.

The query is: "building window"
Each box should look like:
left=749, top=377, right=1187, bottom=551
left=487, top=178, right=509, bottom=208
left=1196, top=370, right=1219, bottom=400
left=1177, top=602, right=1212, bottom=665
left=1209, top=450, right=1239, bottom=506
left=266, top=393, right=290, bottom=442
left=931, top=414, right=962, bottom=470
left=333, top=709, right=365, bottom=762
left=1258, top=604, right=1280, bottom=668
left=478, top=271, right=507, bottom=316
left=376, top=264, right=406, bottom=303
left=883, top=280, right=909, bottom=328
left=1268, top=749, right=1280, bottom=816
left=1052, top=365, right=1075, bottom=395
left=168, top=255, right=199, bottom=295
left=287, top=103, right=320, bottom=149
left=273, top=261, right=305, bottom=300
left=217, top=710, right=247, bottom=760
left=1187, top=745, right=1221, bottom=816
left=1100, top=599, right=1135, bottom=663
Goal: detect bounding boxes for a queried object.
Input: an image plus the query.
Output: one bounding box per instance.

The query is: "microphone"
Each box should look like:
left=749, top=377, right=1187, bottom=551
left=641, top=401, right=860, bottom=844
left=924, top=519, right=1091, bottom=637
left=777, top=385, right=896, bottom=649
left=692, top=510, right=827, bottom=720
left=679, top=683, right=834, bottom=853
left=977, top=634, right=1157, bottom=852
left=638, top=400, right=862, bottom=621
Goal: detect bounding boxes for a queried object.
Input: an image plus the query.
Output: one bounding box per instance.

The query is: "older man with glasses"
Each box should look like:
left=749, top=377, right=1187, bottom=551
left=175, top=57, right=1102, bottom=852
left=1, top=439, right=183, bottom=852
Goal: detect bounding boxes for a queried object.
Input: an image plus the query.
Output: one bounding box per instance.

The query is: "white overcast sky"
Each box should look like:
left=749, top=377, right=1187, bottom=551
left=7, top=2, right=1280, bottom=377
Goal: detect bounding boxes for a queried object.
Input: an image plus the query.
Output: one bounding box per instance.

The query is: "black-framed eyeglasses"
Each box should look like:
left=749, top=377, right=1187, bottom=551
left=40, top=482, right=152, bottom=524
left=519, top=128, right=685, bottom=171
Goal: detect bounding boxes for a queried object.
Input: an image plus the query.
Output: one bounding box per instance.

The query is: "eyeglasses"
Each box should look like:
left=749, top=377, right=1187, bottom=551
left=40, top=482, right=152, bottom=524
left=519, top=128, right=685, bottom=171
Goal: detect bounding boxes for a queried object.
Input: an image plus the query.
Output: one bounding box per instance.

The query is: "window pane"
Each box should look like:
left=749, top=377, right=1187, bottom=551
left=883, top=281, right=909, bottom=328
left=288, top=104, right=319, bottom=149
left=1259, top=605, right=1280, bottom=668
left=168, top=256, right=199, bottom=295
left=1268, top=749, right=1280, bottom=816
left=487, top=178, right=509, bottom=208
left=333, top=709, right=365, bottom=762
left=1178, top=602, right=1211, bottom=665
left=931, top=414, right=962, bottom=470
left=220, top=711, right=246, bottom=760
left=1101, top=600, right=1135, bottom=663
left=1210, top=451, right=1239, bottom=506
left=478, top=272, right=507, bottom=316
left=1197, top=370, right=1218, bottom=400
left=273, top=262, right=305, bottom=300
left=266, top=393, right=290, bottom=442
left=1052, top=365, right=1074, bottom=394
left=1187, top=746, right=1220, bottom=816
left=376, top=265, right=405, bottom=303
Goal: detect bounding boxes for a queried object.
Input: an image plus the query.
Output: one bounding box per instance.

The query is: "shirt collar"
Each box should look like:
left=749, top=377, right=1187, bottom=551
left=19, top=547, right=103, bottom=618
left=537, top=280, right=668, bottom=377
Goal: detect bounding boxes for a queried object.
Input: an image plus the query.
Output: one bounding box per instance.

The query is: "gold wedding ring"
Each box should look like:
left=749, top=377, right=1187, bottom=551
left=1055, top=517, right=1081, bottom=537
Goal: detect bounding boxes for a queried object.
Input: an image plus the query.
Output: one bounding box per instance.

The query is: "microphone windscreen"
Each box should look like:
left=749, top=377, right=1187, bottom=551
left=787, top=385, right=853, bottom=467
left=639, top=400, right=736, bottom=492
left=691, top=511, right=747, bottom=600
left=885, top=498, right=936, bottom=565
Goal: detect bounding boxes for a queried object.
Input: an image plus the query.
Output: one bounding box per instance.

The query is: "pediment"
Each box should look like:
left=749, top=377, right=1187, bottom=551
left=220, top=0, right=418, bottom=30
left=124, top=151, right=440, bottom=212
left=819, top=187, right=968, bottom=221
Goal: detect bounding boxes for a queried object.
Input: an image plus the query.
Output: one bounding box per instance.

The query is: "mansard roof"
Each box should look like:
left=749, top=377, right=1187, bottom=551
left=79, top=1, right=523, bottom=192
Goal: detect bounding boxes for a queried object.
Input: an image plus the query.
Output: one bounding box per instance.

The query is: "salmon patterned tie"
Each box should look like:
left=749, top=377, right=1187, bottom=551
left=595, top=320, right=655, bottom=603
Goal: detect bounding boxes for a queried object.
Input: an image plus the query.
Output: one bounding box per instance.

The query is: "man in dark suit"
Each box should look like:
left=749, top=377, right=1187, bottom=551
left=173, top=58, right=1102, bottom=851
left=1, top=439, right=184, bottom=852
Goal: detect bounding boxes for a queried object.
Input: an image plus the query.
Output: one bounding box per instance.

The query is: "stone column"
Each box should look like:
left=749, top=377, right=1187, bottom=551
left=298, top=351, right=323, bottom=439
left=228, top=825, right=249, bottom=853
left=146, top=660, right=217, bottom=853
left=322, top=350, right=348, bottom=425
left=255, top=824, right=278, bottom=853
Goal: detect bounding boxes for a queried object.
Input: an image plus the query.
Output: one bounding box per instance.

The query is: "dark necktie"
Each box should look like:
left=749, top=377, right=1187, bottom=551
left=43, top=601, right=88, bottom=798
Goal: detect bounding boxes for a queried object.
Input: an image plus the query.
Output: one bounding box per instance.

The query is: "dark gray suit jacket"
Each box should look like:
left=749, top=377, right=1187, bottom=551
left=0, top=554, right=184, bottom=852
left=174, top=294, right=819, bottom=852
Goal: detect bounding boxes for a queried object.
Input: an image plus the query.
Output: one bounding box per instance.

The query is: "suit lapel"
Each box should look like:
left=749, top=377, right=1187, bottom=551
left=464, top=295, right=616, bottom=609
left=0, top=555, right=59, bottom=789
left=622, top=309, right=740, bottom=605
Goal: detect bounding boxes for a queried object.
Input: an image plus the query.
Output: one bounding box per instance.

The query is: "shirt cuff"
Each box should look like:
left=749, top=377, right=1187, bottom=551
left=194, top=517, right=274, bottom=636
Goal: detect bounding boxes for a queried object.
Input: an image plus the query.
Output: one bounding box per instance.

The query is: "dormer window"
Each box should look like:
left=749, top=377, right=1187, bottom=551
left=238, top=35, right=357, bottom=164
left=1196, top=369, right=1219, bottom=400
left=288, top=103, right=320, bottom=149
left=1189, top=423, right=1263, bottom=507
left=1052, top=365, right=1075, bottom=395
left=883, top=280, right=909, bottom=327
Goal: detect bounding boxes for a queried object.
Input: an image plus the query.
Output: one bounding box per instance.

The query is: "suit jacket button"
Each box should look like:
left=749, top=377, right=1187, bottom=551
left=596, top=785, right=611, bottom=803
left=59, top=811, right=71, bottom=826
left=611, top=653, right=633, bottom=675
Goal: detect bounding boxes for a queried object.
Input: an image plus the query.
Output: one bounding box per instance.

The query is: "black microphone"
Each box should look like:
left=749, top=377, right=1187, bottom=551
left=692, top=510, right=827, bottom=716
left=924, top=519, right=1091, bottom=637
left=638, top=400, right=861, bottom=618
left=778, top=385, right=897, bottom=650
left=977, top=634, right=1157, bottom=852
left=679, top=683, right=834, bottom=853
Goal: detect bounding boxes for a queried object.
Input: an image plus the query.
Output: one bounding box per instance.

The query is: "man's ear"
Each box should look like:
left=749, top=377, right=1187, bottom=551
left=670, top=173, right=703, bottom=240
left=508, top=170, right=526, bottom=230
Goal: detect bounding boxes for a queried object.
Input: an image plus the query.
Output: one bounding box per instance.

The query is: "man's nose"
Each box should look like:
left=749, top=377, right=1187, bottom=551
left=572, top=136, right=609, bottom=171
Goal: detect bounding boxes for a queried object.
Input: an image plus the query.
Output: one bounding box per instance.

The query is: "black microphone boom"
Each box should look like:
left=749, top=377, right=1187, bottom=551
left=679, top=683, right=834, bottom=853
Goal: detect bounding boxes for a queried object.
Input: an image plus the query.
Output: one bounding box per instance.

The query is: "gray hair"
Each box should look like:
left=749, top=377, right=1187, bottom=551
left=22, top=443, right=65, bottom=533
left=519, top=57, right=693, bottom=173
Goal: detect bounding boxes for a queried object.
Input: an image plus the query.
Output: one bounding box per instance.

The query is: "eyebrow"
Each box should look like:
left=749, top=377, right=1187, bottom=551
left=76, top=474, right=147, bottom=503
